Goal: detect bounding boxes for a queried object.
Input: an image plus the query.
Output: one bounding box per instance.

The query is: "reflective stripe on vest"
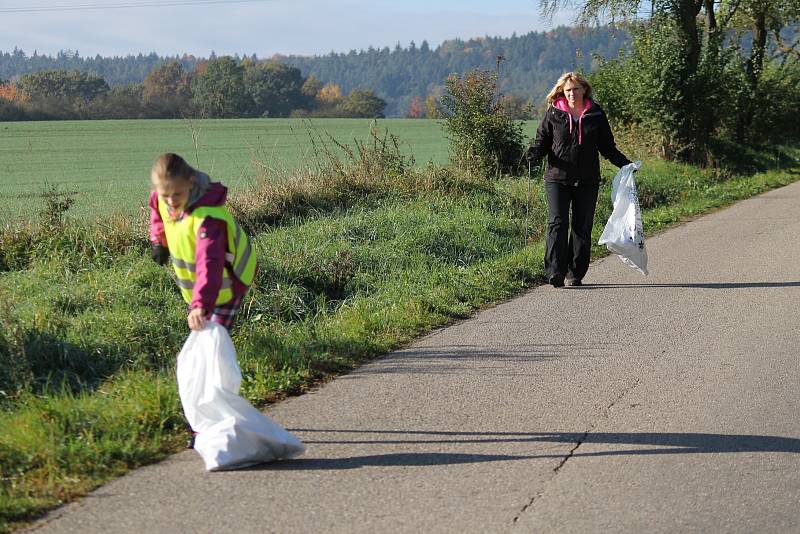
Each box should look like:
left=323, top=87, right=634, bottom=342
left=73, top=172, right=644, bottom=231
left=158, top=199, right=256, bottom=306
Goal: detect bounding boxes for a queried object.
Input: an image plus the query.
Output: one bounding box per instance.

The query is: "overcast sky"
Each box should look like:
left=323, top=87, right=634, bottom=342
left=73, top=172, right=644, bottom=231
left=1, top=0, right=579, bottom=58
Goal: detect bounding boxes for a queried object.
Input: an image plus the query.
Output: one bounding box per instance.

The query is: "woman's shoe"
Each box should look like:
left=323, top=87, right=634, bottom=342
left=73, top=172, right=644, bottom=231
left=566, top=278, right=582, bottom=286
left=549, top=275, right=565, bottom=288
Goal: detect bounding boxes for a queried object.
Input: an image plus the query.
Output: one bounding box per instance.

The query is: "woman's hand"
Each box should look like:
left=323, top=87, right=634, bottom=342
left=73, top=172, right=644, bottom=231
left=188, top=308, right=207, bottom=331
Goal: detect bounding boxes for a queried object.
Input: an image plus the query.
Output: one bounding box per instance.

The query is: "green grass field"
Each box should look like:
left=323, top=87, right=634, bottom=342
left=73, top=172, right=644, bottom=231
left=1, top=118, right=501, bottom=220
left=1, top=114, right=798, bottom=531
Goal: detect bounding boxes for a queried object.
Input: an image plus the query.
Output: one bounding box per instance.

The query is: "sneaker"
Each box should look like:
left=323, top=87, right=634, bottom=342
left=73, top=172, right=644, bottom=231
left=566, top=278, right=582, bottom=286
left=549, top=275, right=565, bottom=288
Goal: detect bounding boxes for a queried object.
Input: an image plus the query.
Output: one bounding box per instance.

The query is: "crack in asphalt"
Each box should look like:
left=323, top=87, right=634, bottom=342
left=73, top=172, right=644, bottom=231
left=512, top=490, right=544, bottom=524
left=511, top=376, right=643, bottom=526
left=553, top=431, right=590, bottom=473
left=511, top=429, right=590, bottom=524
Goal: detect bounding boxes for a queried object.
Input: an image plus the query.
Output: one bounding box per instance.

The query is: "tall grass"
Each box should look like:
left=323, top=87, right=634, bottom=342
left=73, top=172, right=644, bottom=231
left=0, top=128, right=798, bottom=532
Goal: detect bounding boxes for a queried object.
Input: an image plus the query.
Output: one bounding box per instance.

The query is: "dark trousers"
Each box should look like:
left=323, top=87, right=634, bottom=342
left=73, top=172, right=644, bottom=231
left=544, top=180, right=600, bottom=281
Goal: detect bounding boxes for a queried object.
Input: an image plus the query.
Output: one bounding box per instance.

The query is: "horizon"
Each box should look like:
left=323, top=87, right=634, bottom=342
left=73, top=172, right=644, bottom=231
left=1, top=0, right=578, bottom=60
left=3, top=24, right=597, bottom=61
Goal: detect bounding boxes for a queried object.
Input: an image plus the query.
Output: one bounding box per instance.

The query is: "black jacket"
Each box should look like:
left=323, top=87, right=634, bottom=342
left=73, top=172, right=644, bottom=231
left=527, top=102, right=630, bottom=185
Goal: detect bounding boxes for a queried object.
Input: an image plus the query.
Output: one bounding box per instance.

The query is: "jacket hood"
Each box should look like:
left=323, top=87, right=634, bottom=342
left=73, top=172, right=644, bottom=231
left=188, top=180, right=227, bottom=211
left=553, top=97, right=593, bottom=114
left=552, top=97, right=594, bottom=144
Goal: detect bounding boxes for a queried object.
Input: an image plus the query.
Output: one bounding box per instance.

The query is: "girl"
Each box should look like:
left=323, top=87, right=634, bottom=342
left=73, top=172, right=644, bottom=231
left=148, top=153, right=256, bottom=331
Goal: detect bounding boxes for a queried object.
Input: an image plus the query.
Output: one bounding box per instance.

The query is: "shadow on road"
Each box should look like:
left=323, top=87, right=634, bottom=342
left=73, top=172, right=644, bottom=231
left=340, top=343, right=612, bottom=376
left=575, top=282, right=800, bottom=289
left=260, top=452, right=533, bottom=470
left=254, top=430, right=800, bottom=470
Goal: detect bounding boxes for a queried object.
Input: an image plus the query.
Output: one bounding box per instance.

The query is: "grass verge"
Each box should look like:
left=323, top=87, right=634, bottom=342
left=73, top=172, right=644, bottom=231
left=1, top=138, right=798, bottom=532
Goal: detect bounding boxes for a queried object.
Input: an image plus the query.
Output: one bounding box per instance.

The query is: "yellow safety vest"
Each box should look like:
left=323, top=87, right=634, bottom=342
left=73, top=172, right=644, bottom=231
left=158, top=200, right=257, bottom=306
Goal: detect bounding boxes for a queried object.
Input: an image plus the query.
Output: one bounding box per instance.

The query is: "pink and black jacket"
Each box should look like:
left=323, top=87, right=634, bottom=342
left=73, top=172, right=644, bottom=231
left=527, top=98, right=631, bottom=185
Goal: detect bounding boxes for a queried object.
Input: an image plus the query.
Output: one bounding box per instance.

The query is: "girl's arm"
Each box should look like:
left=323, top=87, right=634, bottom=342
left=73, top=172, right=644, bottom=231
left=148, top=191, right=168, bottom=246
left=191, top=218, right=228, bottom=315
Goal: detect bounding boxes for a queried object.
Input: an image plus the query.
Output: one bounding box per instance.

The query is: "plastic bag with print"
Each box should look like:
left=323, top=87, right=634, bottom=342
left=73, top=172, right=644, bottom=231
left=598, top=161, right=648, bottom=275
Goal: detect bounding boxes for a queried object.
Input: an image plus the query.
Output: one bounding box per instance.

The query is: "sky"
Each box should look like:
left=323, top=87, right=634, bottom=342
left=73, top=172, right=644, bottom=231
left=1, top=0, right=579, bottom=58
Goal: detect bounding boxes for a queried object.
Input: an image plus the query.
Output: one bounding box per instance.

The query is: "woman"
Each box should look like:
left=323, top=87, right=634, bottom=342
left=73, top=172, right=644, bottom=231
left=526, top=72, right=633, bottom=287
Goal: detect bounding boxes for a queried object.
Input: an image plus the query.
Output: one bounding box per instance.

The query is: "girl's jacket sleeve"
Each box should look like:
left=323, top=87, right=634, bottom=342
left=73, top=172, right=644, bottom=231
left=191, top=218, right=228, bottom=314
left=148, top=191, right=167, bottom=246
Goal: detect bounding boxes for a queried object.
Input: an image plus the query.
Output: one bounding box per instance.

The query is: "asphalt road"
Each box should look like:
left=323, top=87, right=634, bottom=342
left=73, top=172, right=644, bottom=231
left=26, top=181, right=800, bottom=533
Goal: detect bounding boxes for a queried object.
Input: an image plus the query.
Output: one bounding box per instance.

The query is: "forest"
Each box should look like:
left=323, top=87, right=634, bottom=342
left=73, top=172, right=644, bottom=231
left=0, top=26, right=630, bottom=119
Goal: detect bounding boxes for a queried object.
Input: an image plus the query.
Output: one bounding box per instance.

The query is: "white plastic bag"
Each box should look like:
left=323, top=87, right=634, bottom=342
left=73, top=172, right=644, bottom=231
left=176, top=322, right=305, bottom=471
left=598, top=161, right=648, bottom=275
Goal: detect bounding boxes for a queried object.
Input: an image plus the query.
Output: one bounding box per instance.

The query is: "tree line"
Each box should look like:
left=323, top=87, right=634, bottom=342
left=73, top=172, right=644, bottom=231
left=0, top=26, right=631, bottom=120
left=281, top=26, right=631, bottom=116
left=0, top=57, right=387, bottom=121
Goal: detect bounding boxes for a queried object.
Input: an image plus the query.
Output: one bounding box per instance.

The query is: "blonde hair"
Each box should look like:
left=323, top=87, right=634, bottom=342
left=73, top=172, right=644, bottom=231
left=150, top=153, right=196, bottom=191
left=545, top=72, right=593, bottom=106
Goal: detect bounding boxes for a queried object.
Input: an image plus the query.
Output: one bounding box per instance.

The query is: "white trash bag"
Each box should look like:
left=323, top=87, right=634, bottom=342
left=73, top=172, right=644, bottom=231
left=598, top=161, right=648, bottom=275
left=176, top=322, right=305, bottom=471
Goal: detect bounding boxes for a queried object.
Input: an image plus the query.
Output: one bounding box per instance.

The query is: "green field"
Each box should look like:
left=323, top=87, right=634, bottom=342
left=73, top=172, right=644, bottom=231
left=1, top=112, right=798, bottom=531
left=1, top=118, right=494, bottom=220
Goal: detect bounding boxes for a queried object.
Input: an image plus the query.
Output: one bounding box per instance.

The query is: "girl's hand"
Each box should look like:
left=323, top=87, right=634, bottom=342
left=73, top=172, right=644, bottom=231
left=188, top=308, right=207, bottom=331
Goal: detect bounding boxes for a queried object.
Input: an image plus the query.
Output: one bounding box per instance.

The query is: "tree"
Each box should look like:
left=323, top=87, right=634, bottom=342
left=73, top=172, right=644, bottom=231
left=301, top=74, right=323, bottom=100
left=499, top=93, right=534, bottom=119
left=337, top=89, right=386, bottom=118
left=425, top=94, right=441, bottom=118
left=93, top=84, right=146, bottom=119
left=727, top=0, right=800, bottom=141
left=407, top=95, right=424, bottom=118
left=0, top=82, right=26, bottom=120
left=0, top=81, right=25, bottom=103
left=441, top=70, right=525, bottom=176
left=17, top=69, right=109, bottom=102
left=542, top=0, right=800, bottom=159
left=244, top=61, right=307, bottom=117
left=191, top=57, right=250, bottom=118
left=142, top=61, right=193, bottom=117
left=317, top=83, right=342, bottom=105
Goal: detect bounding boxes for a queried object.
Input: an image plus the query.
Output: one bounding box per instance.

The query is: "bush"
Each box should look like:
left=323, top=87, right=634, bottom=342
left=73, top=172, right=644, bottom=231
left=591, top=18, right=725, bottom=163
left=0, top=98, right=26, bottom=121
left=748, top=62, right=800, bottom=145
left=440, top=70, right=525, bottom=177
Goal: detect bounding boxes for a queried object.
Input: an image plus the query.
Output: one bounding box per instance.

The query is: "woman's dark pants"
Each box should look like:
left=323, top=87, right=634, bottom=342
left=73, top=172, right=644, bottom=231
left=544, top=180, right=600, bottom=282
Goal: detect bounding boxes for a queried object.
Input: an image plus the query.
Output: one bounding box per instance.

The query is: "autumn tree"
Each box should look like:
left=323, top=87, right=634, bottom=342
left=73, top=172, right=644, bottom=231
left=0, top=81, right=25, bottom=103
left=0, top=80, right=26, bottom=120
left=142, top=61, right=193, bottom=117
left=407, top=96, right=424, bottom=118
left=425, top=94, right=441, bottom=118
left=316, top=83, right=342, bottom=105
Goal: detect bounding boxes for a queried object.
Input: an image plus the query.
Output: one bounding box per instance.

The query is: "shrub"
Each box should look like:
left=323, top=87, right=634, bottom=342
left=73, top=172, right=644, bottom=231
left=440, top=70, right=525, bottom=177
left=590, top=17, right=725, bottom=163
